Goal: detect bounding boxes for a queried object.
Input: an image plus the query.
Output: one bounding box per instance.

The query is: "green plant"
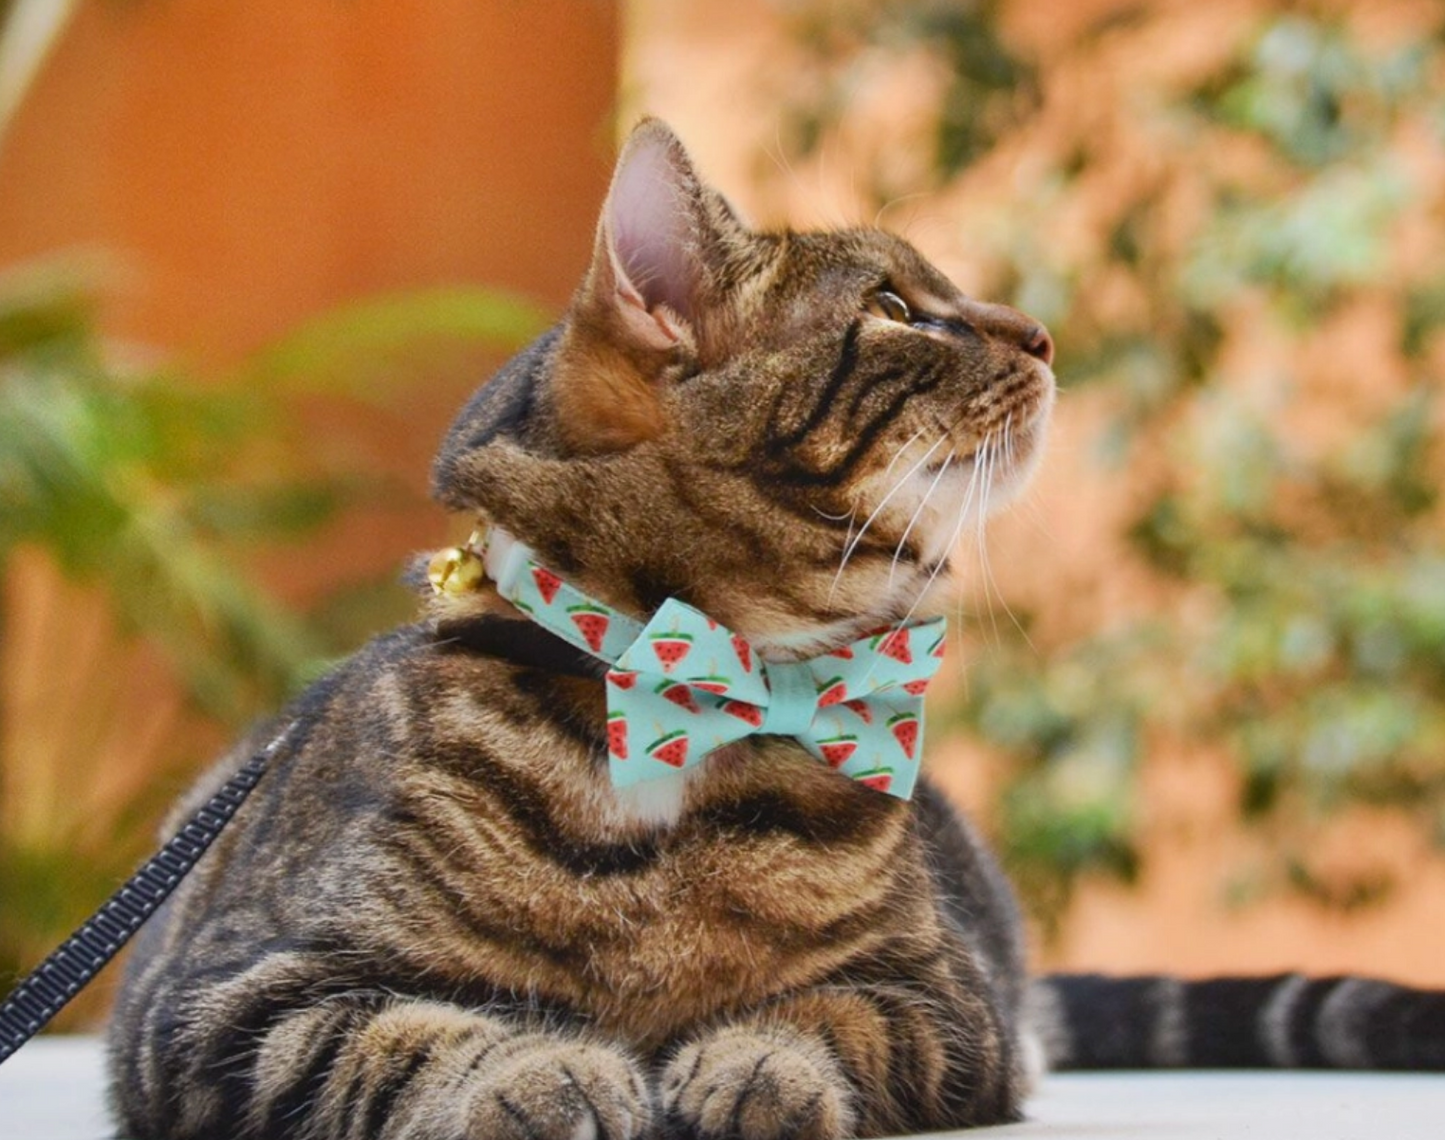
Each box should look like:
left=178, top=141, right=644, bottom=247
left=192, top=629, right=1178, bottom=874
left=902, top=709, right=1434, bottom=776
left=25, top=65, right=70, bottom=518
left=776, top=1, right=1445, bottom=925
left=0, top=256, right=545, bottom=1017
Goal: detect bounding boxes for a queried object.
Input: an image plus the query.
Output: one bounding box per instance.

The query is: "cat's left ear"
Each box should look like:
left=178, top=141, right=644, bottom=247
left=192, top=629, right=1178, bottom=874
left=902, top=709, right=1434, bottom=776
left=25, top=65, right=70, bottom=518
left=553, top=118, right=739, bottom=453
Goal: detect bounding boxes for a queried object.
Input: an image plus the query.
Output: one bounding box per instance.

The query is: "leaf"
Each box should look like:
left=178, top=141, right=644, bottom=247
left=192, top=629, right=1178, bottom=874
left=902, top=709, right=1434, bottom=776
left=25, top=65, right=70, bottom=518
left=236, top=286, right=550, bottom=399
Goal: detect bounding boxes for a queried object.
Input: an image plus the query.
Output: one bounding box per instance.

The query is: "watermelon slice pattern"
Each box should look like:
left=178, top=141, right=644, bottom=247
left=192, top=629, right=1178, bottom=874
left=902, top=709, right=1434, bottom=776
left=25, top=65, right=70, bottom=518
left=492, top=548, right=644, bottom=661
left=604, top=602, right=941, bottom=796
left=648, top=730, right=690, bottom=768
left=651, top=633, right=694, bottom=673
left=607, top=712, right=628, bottom=761
left=723, top=700, right=764, bottom=727
left=481, top=536, right=945, bottom=799
left=568, top=605, right=611, bottom=653
left=887, top=712, right=920, bottom=760
left=817, top=735, right=858, bottom=768
left=657, top=681, right=701, bottom=715
left=531, top=566, right=563, bottom=605
left=873, top=628, right=913, bottom=665
left=857, top=769, right=895, bottom=793
left=816, top=677, right=848, bottom=707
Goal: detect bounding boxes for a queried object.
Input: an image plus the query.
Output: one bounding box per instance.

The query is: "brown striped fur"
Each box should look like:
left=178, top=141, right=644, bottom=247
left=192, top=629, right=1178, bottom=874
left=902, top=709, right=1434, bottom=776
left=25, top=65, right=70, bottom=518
left=108, top=115, right=1445, bottom=1140
left=109, top=118, right=1053, bottom=1139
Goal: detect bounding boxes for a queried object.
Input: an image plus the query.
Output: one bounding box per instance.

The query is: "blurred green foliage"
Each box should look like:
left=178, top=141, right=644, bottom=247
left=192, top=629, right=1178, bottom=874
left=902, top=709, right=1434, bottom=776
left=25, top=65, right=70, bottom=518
left=785, top=2, right=1445, bottom=925
left=0, top=257, right=545, bottom=999
left=780, top=0, right=1036, bottom=188
left=905, top=1, right=1036, bottom=175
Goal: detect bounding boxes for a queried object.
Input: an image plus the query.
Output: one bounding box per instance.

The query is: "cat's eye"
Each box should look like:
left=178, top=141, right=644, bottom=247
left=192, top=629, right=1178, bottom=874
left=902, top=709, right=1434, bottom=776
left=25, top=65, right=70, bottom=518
left=865, top=290, right=912, bottom=324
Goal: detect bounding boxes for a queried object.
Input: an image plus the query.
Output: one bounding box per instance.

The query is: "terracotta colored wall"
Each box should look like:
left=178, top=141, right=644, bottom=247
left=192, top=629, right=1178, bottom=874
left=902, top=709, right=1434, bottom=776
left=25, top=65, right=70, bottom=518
left=0, top=0, right=618, bottom=359
left=0, top=2, right=621, bottom=594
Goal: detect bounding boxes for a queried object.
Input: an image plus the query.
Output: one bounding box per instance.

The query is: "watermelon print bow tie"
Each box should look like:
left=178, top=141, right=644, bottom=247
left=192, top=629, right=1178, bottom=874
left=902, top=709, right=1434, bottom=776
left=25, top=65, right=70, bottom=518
left=471, top=527, right=946, bottom=801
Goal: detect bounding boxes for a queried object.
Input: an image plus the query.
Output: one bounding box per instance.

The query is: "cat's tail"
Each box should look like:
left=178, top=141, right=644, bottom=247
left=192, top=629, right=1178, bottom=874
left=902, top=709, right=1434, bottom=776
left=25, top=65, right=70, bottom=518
left=1028, top=973, right=1445, bottom=1071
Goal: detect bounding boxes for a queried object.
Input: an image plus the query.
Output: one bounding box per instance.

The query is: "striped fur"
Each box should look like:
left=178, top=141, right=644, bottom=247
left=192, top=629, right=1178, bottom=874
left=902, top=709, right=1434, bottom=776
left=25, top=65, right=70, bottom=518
left=1030, top=973, right=1445, bottom=1072
left=107, top=625, right=1031, bottom=1139
left=108, top=118, right=1054, bottom=1140
left=108, top=117, right=1442, bottom=1140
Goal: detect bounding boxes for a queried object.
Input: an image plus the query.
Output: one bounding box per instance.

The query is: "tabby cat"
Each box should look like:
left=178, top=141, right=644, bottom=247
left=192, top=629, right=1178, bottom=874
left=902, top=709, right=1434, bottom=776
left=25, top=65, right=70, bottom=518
left=108, top=119, right=1443, bottom=1140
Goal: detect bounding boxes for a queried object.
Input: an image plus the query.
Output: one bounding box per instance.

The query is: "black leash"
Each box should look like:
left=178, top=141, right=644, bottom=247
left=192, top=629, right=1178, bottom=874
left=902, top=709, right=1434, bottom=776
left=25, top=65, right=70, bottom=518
left=0, top=612, right=580, bottom=1065
left=0, top=722, right=294, bottom=1065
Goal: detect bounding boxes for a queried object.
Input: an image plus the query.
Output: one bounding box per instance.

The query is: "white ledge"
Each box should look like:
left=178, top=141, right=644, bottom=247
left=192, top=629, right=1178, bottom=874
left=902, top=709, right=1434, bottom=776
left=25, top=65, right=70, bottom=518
left=1, top=1036, right=1443, bottom=1139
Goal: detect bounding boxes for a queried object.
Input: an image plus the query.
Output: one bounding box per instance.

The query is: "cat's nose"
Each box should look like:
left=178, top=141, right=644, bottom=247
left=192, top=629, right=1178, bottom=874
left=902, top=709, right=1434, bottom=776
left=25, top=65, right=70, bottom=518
left=1022, top=324, right=1054, bottom=367
left=960, top=299, right=1054, bottom=367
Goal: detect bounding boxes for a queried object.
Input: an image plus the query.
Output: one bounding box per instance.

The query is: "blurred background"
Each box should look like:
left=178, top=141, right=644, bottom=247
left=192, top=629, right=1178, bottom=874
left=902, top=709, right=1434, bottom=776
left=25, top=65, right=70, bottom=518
left=1, top=0, right=1443, bottom=1033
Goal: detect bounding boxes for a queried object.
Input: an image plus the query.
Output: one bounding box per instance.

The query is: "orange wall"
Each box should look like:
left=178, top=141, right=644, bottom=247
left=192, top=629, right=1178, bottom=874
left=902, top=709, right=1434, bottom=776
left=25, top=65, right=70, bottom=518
left=0, top=0, right=618, bottom=359
left=0, top=0, right=621, bottom=625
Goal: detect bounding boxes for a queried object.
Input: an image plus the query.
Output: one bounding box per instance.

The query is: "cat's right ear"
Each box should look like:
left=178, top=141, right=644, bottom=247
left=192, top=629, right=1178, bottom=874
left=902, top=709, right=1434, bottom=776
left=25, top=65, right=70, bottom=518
left=552, top=118, right=730, bottom=454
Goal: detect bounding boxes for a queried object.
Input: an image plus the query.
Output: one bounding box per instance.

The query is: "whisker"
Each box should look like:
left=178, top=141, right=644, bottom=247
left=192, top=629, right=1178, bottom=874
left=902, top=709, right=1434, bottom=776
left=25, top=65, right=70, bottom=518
left=952, top=564, right=973, bottom=698
left=890, top=451, right=954, bottom=586
left=882, top=424, right=930, bottom=482
left=977, top=434, right=1002, bottom=648
left=826, top=425, right=928, bottom=602
left=818, top=498, right=864, bottom=570
left=974, top=427, right=1036, bottom=654
left=828, top=431, right=948, bottom=603
left=873, top=191, right=931, bottom=231
left=854, top=449, right=983, bottom=693
left=890, top=434, right=986, bottom=636
left=1004, top=411, right=1059, bottom=545
left=1011, top=488, right=1057, bottom=543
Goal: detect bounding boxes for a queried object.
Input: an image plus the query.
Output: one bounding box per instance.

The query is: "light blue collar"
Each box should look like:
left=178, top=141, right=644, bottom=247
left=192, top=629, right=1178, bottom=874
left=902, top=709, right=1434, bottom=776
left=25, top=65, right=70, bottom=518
left=433, top=525, right=946, bottom=800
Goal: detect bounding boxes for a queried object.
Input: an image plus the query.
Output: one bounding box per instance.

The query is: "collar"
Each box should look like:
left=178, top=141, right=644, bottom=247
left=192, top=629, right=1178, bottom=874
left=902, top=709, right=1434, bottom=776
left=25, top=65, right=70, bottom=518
left=426, top=524, right=946, bottom=801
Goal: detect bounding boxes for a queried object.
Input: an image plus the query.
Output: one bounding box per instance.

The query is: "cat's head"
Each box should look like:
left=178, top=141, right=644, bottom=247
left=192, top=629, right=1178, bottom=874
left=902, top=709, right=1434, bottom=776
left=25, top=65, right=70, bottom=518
left=433, top=119, right=1054, bottom=658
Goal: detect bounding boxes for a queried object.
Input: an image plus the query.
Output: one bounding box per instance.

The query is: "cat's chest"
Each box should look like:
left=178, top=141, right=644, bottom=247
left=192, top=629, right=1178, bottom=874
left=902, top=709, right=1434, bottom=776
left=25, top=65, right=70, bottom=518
left=443, top=764, right=910, bottom=1046
left=385, top=659, right=916, bottom=1044
left=538, top=813, right=906, bottom=1044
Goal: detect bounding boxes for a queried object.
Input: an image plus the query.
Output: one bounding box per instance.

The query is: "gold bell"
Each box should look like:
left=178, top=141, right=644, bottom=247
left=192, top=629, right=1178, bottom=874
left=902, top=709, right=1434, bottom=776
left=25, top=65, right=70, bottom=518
left=427, top=545, right=485, bottom=595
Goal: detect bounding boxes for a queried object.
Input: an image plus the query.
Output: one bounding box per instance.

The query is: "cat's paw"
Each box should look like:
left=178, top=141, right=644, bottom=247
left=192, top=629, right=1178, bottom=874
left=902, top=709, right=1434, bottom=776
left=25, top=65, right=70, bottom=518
left=661, top=1026, right=853, bottom=1140
left=465, top=1036, right=652, bottom=1140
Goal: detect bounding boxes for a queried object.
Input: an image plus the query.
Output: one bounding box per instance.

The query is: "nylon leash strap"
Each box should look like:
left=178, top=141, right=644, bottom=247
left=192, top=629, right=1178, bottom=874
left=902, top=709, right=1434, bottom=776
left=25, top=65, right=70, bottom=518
left=0, top=722, right=294, bottom=1065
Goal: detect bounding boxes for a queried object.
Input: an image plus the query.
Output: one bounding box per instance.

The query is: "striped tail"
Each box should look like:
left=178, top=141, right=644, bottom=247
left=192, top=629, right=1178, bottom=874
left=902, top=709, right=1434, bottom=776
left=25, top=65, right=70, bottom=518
left=1029, top=973, right=1445, bottom=1071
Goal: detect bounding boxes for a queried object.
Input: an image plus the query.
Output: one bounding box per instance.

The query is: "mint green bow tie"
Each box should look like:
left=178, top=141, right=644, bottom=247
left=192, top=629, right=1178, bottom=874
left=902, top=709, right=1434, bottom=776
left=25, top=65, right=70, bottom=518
left=474, top=527, right=945, bottom=800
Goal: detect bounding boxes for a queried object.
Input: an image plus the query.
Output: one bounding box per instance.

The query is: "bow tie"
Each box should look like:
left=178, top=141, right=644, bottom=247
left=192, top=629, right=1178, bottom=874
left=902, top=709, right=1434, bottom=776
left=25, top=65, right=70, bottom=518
left=441, top=527, right=946, bottom=801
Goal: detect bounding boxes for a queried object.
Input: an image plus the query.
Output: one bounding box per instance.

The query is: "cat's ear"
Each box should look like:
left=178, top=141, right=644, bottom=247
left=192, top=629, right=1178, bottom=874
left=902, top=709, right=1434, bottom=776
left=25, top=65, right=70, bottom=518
left=598, top=119, right=707, bottom=346
left=553, top=118, right=734, bottom=453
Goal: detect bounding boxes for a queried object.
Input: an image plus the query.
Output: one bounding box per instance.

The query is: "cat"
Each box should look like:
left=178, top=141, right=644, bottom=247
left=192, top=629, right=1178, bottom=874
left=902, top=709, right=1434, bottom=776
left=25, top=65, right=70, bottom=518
left=106, top=118, right=1443, bottom=1140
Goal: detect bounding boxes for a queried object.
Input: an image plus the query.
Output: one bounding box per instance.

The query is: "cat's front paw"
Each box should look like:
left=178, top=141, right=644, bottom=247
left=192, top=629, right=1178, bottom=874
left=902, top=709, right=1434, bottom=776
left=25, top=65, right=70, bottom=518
left=661, top=1026, right=854, bottom=1140
left=465, top=1036, right=652, bottom=1140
